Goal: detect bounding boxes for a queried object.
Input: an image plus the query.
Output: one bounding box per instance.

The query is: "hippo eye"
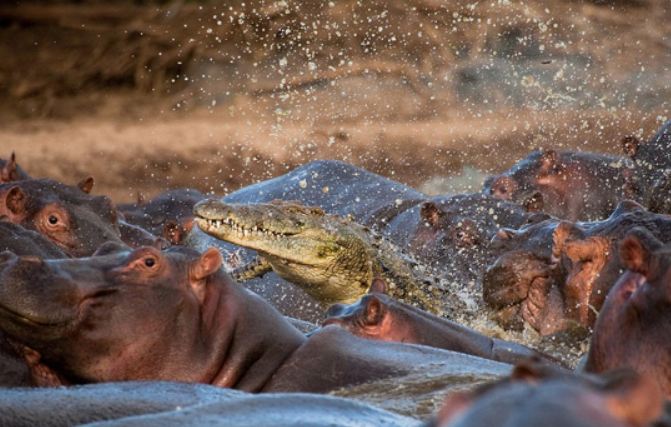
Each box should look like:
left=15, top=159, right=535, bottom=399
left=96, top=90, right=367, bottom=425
left=48, top=215, right=59, bottom=225
left=144, top=257, right=156, bottom=268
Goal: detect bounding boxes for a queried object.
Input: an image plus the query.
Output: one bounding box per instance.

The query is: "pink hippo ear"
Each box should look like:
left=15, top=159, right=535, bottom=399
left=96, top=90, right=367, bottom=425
left=364, top=295, right=384, bottom=326
left=190, top=248, right=223, bottom=304
left=1, top=152, right=19, bottom=182
left=602, top=371, right=663, bottom=427
left=420, top=202, right=442, bottom=227
left=4, top=186, right=27, bottom=217
left=619, top=228, right=663, bottom=276
left=621, top=135, right=641, bottom=158
left=523, top=191, right=544, bottom=213
left=539, top=149, right=558, bottom=171
left=369, top=277, right=388, bottom=294
left=77, top=176, right=95, bottom=194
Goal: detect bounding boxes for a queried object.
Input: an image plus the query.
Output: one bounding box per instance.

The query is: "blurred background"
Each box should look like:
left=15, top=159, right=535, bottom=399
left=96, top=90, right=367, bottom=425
left=0, top=0, right=669, bottom=202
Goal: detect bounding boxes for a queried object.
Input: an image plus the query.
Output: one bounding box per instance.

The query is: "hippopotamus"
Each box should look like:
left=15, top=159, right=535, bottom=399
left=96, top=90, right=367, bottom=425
left=0, top=222, right=68, bottom=387
left=222, top=160, right=426, bottom=224
left=0, top=153, right=30, bottom=183
left=622, top=120, right=671, bottom=214
left=0, top=158, right=159, bottom=250
left=0, top=244, right=511, bottom=393
left=323, top=292, right=558, bottom=366
left=0, top=382, right=419, bottom=427
left=0, top=178, right=124, bottom=257
left=117, top=188, right=206, bottom=240
left=585, top=228, right=671, bottom=397
left=431, top=360, right=663, bottom=427
left=379, top=193, right=541, bottom=287
left=484, top=149, right=633, bottom=221
left=483, top=200, right=671, bottom=336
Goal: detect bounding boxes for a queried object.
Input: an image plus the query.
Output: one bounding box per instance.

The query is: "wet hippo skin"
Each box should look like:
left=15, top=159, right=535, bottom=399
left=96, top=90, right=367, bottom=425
left=0, top=382, right=420, bottom=427
left=483, top=200, right=671, bottom=336
left=585, top=228, right=671, bottom=397
left=432, top=360, right=663, bottom=427
left=484, top=149, right=632, bottom=221
left=0, top=245, right=510, bottom=393
left=0, top=222, right=68, bottom=387
left=323, top=292, right=559, bottom=366
left=0, top=178, right=123, bottom=257
left=622, top=120, right=671, bottom=214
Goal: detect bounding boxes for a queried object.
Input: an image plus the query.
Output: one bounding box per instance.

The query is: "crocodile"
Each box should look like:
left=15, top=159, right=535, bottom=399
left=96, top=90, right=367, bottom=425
left=193, top=199, right=444, bottom=315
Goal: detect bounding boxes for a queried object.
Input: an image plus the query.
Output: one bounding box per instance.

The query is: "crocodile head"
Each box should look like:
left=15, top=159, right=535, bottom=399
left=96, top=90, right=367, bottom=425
left=194, top=199, right=374, bottom=304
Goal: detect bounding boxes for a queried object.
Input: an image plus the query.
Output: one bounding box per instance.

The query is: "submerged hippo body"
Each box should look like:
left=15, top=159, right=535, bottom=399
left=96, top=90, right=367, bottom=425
left=223, top=160, right=426, bottom=224
left=0, top=382, right=419, bottom=427
left=0, top=178, right=123, bottom=257
left=0, top=153, right=30, bottom=183
left=585, top=229, right=671, bottom=397
left=0, top=245, right=510, bottom=393
left=324, top=292, right=557, bottom=366
left=485, top=150, right=632, bottom=221
left=483, top=201, right=671, bottom=336
left=433, top=361, right=663, bottom=427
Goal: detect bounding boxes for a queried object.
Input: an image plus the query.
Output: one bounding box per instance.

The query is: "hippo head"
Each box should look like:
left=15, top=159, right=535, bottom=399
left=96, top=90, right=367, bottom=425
left=119, top=188, right=205, bottom=237
left=483, top=201, right=652, bottom=336
left=586, top=228, right=671, bottom=396
left=406, top=194, right=536, bottom=283
left=322, top=289, right=406, bottom=342
left=0, top=245, right=225, bottom=385
left=433, top=361, right=662, bottom=427
left=485, top=150, right=559, bottom=201
left=483, top=217, right=578, bottom=335
left=0, top=178, right=123, bottom=257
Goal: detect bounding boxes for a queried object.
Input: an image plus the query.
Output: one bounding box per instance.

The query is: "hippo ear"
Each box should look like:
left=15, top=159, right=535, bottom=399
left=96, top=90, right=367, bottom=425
left=621, top=136, right=641, bottom=158
left=369, top=277, right=388, bottom=294
left=619, top=228, right=662, bottom=276
left=4, top=186, right=27, bottom=216
left=163, top=220, right=184, bottom=245
left=77, top=176, right=95, bottom=194
left=190, top=248, right=223, bottom=304
left=1, top=152, right=19, bottom=182
left=551, top=221, right=580, bottom=265
left=523, top=192, right=544, bottom=212
left=364, top=295, right=384, bottom=325
left=602, top=371, right=663, bottom=426
left=191, top=247, right=223, bottom=281
left=539, top=150, right=558, bottom=171
left=420, top=202, right=442, bottom=227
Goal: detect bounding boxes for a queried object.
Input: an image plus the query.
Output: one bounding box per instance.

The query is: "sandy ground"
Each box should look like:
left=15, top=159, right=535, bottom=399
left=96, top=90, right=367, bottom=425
left=1, top=108, right=664, bottom=202
left=0, top=1, right=669, bottom=201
